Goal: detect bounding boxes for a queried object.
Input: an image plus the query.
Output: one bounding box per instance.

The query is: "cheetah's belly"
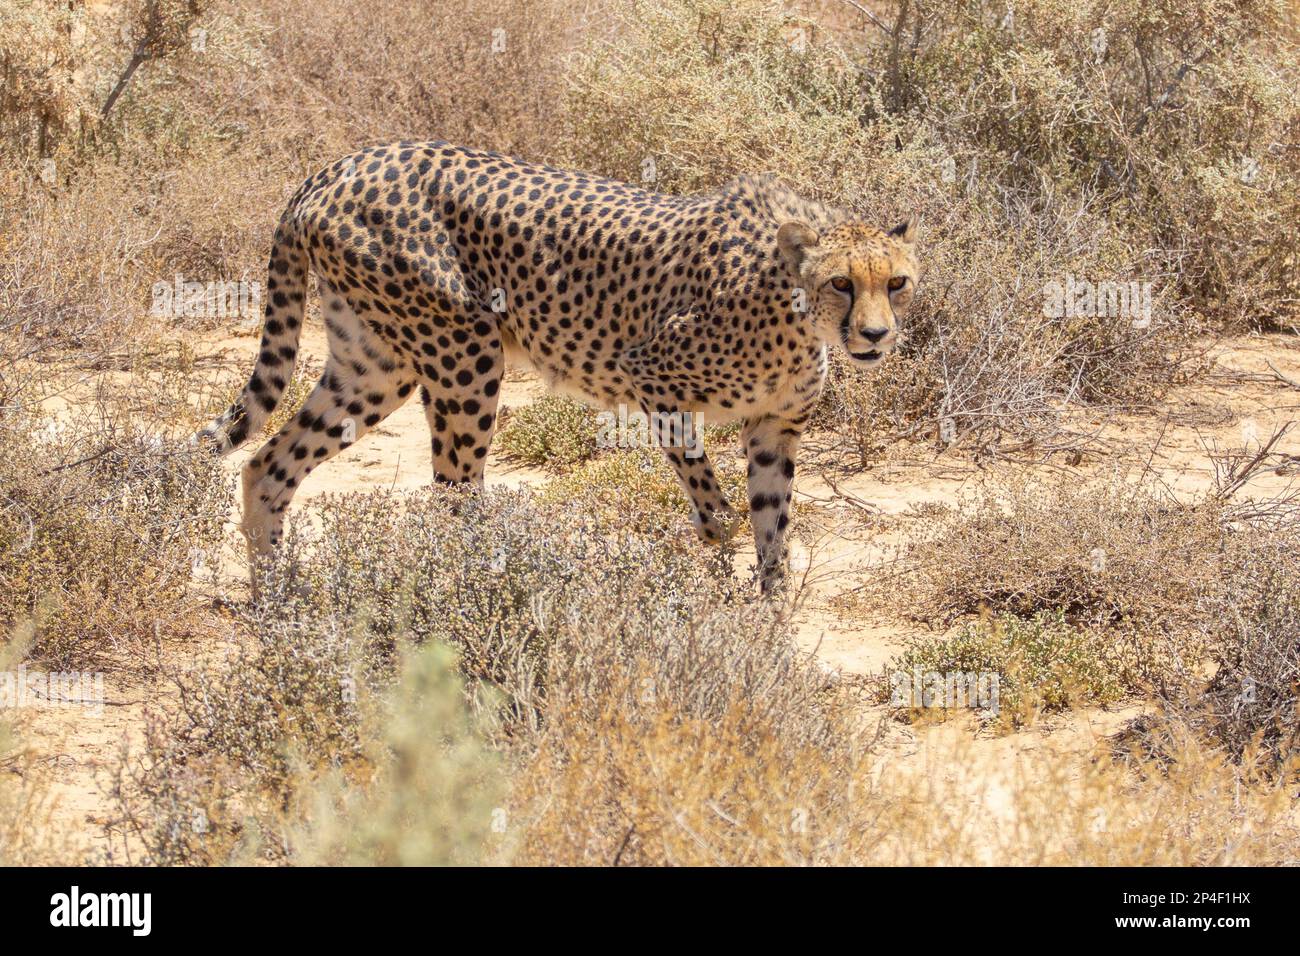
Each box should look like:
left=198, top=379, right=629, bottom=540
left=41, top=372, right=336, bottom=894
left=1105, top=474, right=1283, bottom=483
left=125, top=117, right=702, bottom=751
left=498, top=324, right=636, bottom=411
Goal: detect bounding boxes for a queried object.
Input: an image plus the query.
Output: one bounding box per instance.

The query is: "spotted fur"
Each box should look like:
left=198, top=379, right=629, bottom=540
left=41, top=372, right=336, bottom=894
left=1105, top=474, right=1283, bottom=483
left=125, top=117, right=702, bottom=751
left=198, top=141, right=920, bottom=593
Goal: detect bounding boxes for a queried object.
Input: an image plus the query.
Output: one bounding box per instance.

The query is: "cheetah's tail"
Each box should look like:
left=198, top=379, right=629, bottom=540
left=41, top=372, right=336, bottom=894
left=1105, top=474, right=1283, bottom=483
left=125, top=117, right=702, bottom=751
left=194, top=221, right=308, bottom=456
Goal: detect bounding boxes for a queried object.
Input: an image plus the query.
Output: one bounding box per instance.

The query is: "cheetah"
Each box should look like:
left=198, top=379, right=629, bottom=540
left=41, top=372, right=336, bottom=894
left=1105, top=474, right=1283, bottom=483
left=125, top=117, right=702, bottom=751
left=198, top=141, right=919, bottom=593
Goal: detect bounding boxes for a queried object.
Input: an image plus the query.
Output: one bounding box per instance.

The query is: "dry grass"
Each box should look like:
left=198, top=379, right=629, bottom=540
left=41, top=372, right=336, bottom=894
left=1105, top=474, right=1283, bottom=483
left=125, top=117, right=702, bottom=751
left=0, top=627, right=56, bottom=866
left=0, top=407, right=231, bottom=670
left=1, top=0, right=609, bottom=370
left=514, top=697, right=1300, bottom=865
left=1124, top=528, right=1300, bottom=772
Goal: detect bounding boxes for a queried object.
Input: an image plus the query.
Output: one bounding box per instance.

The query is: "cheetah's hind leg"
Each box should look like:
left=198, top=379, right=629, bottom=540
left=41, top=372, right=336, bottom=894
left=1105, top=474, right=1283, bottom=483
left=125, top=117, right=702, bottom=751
left=240, top=284, right=415, bottom=600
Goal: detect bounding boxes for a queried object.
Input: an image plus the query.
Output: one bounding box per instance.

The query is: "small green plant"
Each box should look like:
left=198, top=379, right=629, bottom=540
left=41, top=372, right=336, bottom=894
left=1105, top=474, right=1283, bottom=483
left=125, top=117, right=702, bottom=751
left=540, top=446, right=748, bottom=536
left=0, top=625, right=49, bottom=865
left=886, top=611, right=1128, bottom=726
left=496, top=394, right=601, bottom=472
left=286, top=641, right=506, bottom=866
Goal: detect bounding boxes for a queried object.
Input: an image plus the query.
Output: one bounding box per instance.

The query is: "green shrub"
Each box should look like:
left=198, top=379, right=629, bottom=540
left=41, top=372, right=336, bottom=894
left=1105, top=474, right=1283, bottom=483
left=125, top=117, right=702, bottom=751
left=285, top=642, right=505, bottom=866
left=495, top=394, right=601, bottom=472
left=540, top=446, right=749, bottom=536
left=886, top=611, right=1127, bottom=726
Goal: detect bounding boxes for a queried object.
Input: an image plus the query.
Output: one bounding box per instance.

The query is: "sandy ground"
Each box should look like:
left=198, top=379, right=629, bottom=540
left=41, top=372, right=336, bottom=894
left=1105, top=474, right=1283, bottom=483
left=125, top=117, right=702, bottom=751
left=16, top=325, right=1300, bottom=863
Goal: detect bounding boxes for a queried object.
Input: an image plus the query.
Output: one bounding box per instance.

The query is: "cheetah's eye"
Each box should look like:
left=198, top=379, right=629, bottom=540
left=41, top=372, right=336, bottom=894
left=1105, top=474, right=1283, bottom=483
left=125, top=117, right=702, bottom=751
left=830, top=276, right=853, bottom=293
left=887, top=276, right=907, bottom=292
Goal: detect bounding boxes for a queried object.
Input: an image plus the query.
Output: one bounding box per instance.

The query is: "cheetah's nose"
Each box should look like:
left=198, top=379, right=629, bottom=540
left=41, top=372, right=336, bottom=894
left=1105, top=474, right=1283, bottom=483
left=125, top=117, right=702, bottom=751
left=861, top=327, right=890, bottom=344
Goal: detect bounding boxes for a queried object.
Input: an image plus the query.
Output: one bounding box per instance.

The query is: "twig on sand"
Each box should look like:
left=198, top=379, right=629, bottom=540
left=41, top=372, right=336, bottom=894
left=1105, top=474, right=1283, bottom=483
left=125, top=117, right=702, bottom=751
left=832, top=0, right=892, bottom=35
left=1210, top=422, right=1294, bottom=503
left=816, top=471, right=882, bottom=519
left=1265, top=359, right=1300, bottom=391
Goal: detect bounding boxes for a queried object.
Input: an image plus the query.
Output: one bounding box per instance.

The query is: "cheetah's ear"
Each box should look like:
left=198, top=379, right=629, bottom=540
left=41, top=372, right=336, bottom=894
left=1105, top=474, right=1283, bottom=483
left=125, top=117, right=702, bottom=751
left=887, top=216, right=918, bottom=244
left=777, top=220, right=820, bottom=275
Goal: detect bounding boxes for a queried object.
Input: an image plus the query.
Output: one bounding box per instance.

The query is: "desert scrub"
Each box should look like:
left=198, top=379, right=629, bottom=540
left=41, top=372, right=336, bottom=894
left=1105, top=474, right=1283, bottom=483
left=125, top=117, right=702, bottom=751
left=863, top=0, right=1300, bottom=327
left=511, top=672, right=874, bottom=865
left=816, top=349, right=942, bottom=468
left=566, top=0, right=916, bottom=197
left=109, top=579, right=389, bottom=864
left=495, top=394, right=602, bottom=472
left=510, top=628, right=1300, bottom=865
left=183, top=602, right=374, bottom=789
left=896, top=474, right=1224, bottom=641
left=129, top=485, right=746, bottom=809
left=494, top=397, right=741, bottom=476
left=282, top=486, right=754, bottom=732
left=1125, top=528, right=1300, bottom=772
left=0, top=411, right=232, bottom=669
left=113, top=486, right=825, bottom=862
left=113, top=635, right=505, bottom=866
left=1192, top=530, right=1300, bottom=767
left=109, top=487, right=1300, bottom=866
left=885, top=611, right=1128, bottom=728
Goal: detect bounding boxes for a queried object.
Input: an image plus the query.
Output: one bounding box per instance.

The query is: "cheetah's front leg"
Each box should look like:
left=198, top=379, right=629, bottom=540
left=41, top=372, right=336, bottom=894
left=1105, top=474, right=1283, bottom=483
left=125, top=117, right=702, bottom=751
left=637, top=400, right=738, bottom=543
left=742, top=414, right=805, bottom=593
left=622, top=330, right=739, bottom=544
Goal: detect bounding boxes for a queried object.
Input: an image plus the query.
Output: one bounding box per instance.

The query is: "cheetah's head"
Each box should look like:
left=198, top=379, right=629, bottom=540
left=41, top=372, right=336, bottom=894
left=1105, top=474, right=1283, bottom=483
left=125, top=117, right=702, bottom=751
left=776, top=218, right=919, bottom=370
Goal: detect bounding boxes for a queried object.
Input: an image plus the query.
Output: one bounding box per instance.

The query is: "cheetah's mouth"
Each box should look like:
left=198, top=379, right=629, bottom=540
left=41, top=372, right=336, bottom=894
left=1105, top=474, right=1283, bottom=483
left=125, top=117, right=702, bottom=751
left=840, top=316, right=889, bottom=365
